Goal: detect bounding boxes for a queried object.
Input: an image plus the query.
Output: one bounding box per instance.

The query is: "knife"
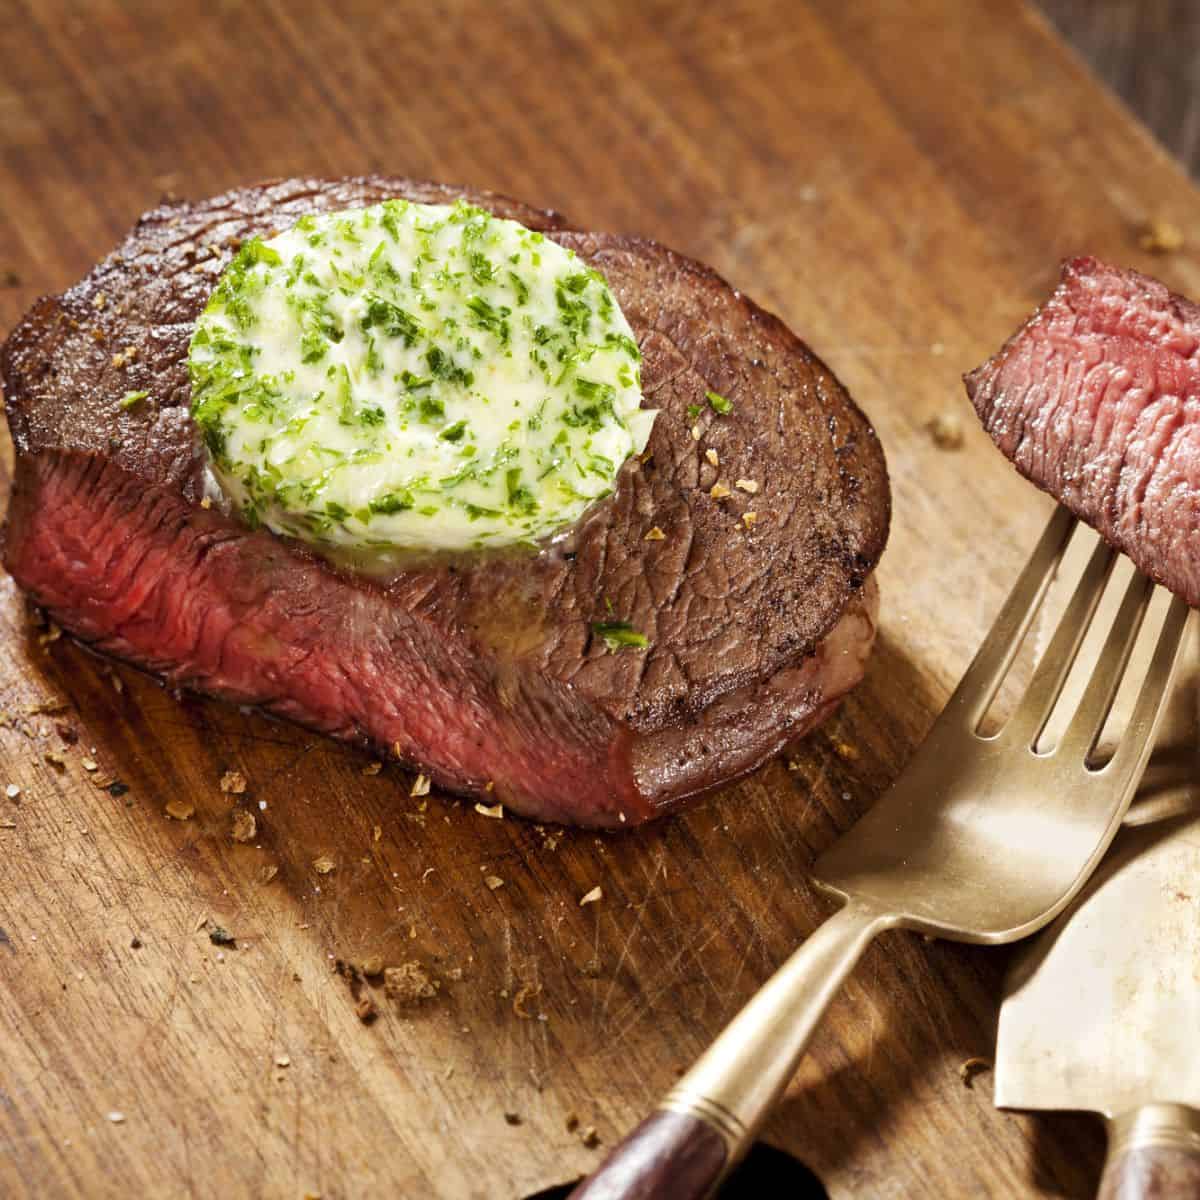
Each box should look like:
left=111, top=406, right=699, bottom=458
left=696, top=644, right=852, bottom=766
left=995, top=802, right=1200, bottom=1198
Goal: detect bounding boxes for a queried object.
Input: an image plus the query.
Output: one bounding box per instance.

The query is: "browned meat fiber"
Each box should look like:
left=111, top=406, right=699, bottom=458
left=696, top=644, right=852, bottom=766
left=1, top=177, right=889, bottom=826
left=967, top=256, right=1200, bottom=608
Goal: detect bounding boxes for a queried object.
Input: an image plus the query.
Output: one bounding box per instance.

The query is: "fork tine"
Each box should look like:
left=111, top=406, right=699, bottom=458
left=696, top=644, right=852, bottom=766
left=1096, top=593, right=1192, bottom=776
left=1005, top=537, right=1115, bottom=746
left=1055, top=568, right=1153, bottom=759
left=951, top=505, right=1076, bottom=729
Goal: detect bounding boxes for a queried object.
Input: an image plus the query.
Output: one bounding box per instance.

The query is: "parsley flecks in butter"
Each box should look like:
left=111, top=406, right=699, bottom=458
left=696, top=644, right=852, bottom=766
left=188, top=200, right=655, bottom=553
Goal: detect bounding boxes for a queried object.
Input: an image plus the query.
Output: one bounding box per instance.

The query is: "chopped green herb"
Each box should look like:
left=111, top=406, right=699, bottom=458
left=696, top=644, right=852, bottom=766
left=118, top=390, right=150, bottom=410
left=592, top=620, right=650, bottom=651
left=706, top=390, right=733, bottom=415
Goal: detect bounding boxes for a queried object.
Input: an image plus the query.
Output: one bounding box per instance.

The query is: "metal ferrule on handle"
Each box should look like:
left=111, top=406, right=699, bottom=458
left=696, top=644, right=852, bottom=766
left=569, top=900, right=894, bottom=1200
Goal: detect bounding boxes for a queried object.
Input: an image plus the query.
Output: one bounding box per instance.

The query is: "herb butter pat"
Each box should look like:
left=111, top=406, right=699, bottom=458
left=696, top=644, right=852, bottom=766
left=188, top=200, right=655, bottom=552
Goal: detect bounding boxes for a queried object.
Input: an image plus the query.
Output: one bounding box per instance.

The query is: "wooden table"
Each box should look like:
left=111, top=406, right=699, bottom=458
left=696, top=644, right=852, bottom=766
left=2, top=2, right=1198, bottom=1197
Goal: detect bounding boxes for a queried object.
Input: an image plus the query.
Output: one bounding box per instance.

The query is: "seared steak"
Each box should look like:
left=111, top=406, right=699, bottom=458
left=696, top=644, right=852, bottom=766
left=967, top=256, right=1200, bottom=607
left=2, top=177, right=889, bottom=826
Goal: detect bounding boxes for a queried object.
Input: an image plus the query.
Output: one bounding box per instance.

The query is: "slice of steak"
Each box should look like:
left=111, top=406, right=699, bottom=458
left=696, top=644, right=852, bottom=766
left=966, top=256, right=1200, bottom=606
left=1, top=177, right=890, bottom=826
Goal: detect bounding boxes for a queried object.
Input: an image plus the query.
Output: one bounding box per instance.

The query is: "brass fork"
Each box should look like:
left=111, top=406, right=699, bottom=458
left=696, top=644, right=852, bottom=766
left=570, top=507, right=1192, bottom=1200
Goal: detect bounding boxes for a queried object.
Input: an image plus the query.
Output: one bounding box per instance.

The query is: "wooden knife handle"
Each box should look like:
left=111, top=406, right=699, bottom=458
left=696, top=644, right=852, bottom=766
left=566, top=1109, right=726, bottom=1200
left=1098, top=1105, right=1200, bottom=1200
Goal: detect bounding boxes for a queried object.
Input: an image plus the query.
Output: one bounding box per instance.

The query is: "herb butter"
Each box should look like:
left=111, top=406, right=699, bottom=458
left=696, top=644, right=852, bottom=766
left=188, top=200, right=654, bottom=553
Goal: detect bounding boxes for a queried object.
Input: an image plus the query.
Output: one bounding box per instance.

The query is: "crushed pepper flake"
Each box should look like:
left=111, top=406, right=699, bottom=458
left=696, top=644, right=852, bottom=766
left=81, top=757, right=99, bottom=773
left=355, top=995, right=378, bottom=1023
left=928, top=410, right=964, bottom=450
left=484, top=875, right=505, bottom=891
left=274, top=1054, right=291, bottom=1068
left=199, top=496, right=212, bottom=509
left=385, top=961, right=438, bottom=1003
left=579, top=886, right=603, bottom=906
left=164, top=798, right=195, bottom=821
left=734, top=478, right=759, bottom=494
left=230, top=810, right=256, bottom=843
left=361, top=761, right=383, bottom=776
left=742, top=511, right=758, bottom=528
left=1139, top=217, right=1184, bottom=254
left=709, top=482, right=731, bottom=499
left=705, top=448, right=719, bottom=467
left=410, top=773, right=431, bottom=797
left=219, top=769, right=247, bottom=795
left=373, top=824, right=382, bottom=842
left=512, top=982, right=541, bottom=1019
left=643, top=526, right=665, bottom=541
left=690, top=424, right=702, bottom=441
left=475, top=801, right=504, bottom=819
left=958, top=1056, right=992, bottom=1088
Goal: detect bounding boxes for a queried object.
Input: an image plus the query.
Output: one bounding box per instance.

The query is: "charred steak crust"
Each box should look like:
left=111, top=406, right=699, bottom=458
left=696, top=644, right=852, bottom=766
left=965, top=256, right=1200, bottom=608
left=2, top=177, right=890, bottom=826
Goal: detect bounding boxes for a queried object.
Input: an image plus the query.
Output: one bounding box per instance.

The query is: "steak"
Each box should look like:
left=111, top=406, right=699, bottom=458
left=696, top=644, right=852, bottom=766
left=966, top=256, right=1200, bottom=607
left=1, top=177, right=890, bottom=826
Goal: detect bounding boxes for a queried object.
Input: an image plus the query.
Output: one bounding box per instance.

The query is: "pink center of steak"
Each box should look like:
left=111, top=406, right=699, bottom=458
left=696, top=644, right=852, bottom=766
left=966, top=255, right=1200, bottom=606
left=1, top=177, right=890, bottom=825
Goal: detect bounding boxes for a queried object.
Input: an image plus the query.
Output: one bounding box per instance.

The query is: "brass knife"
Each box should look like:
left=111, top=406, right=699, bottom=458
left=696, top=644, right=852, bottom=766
left=996, top=805, right=1200, bottom=1198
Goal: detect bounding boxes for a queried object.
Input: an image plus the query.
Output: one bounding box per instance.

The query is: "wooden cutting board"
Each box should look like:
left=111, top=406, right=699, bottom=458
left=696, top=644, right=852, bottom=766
left=2, top=2, right=1197, bottom=1196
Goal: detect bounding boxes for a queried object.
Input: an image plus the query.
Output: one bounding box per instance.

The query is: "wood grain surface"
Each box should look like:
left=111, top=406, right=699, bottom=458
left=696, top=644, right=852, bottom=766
left=1, top=2, right=1198, bottom=1198
left=1039, top=0, right=1200, bottom=177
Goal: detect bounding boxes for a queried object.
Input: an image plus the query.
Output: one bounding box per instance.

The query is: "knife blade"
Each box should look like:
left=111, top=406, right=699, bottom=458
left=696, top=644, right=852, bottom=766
left=996, top=805, right=1200, bottom=1198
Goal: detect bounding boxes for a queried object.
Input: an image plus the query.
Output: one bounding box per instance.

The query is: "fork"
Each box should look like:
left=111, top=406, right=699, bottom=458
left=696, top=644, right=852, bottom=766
left=569, top=506, right=1192, bottom=1200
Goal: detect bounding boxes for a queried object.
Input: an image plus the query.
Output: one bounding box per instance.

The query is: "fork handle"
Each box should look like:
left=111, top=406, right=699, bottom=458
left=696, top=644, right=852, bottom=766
left=1098, top=1105, right=1200, bottom=1200
left=568, top=899, right=894, bottom=1200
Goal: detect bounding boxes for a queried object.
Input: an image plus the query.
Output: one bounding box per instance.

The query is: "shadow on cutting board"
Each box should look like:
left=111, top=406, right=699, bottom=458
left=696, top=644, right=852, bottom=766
left=524, top=1141, right=828, bottom=1199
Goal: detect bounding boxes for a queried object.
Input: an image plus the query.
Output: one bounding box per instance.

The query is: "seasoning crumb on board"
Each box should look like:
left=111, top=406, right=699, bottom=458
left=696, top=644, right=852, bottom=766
left=579, top=886, right=603, bottom=906
left=274, top=1054, right=290, bottom=1068
left=361, top=761, right=383, bottom=776
left=164, top=798, right=194, bottom=820
left=410, top=773, right=431, bottom=797
left=208, top=926, right=236, bottom=948
left=258, top=863, right=278, bottom=885
left=313, top=855, right=335, bottom=875
left=384, top=961, right=439, bottom=1003
left=106, top=1110, right=125, bottom=1124
left=503, top=1111, right=522, bottom=1126
left=475, top=801, right=504, bottom=819
left=581, top=1126, right=601, bottom=1148
left=512, top=982, right=541, bottom=1019
left=219, top=769, right=247, bottom=795
left=565, top=1113, right=580, bottom=1133
left=230, top=810, right=256, bottom=843
left=5, top=783, right=20, bottom=800
left=1139, top=217, right=1184, bottom=253
left=958, top=1057, right=992, bottom=1088
left=484, top=875, right=505, bottom=891
left=355, top=996, right=378, bottom=1023
left=927, top=410, right=964, bottom=450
